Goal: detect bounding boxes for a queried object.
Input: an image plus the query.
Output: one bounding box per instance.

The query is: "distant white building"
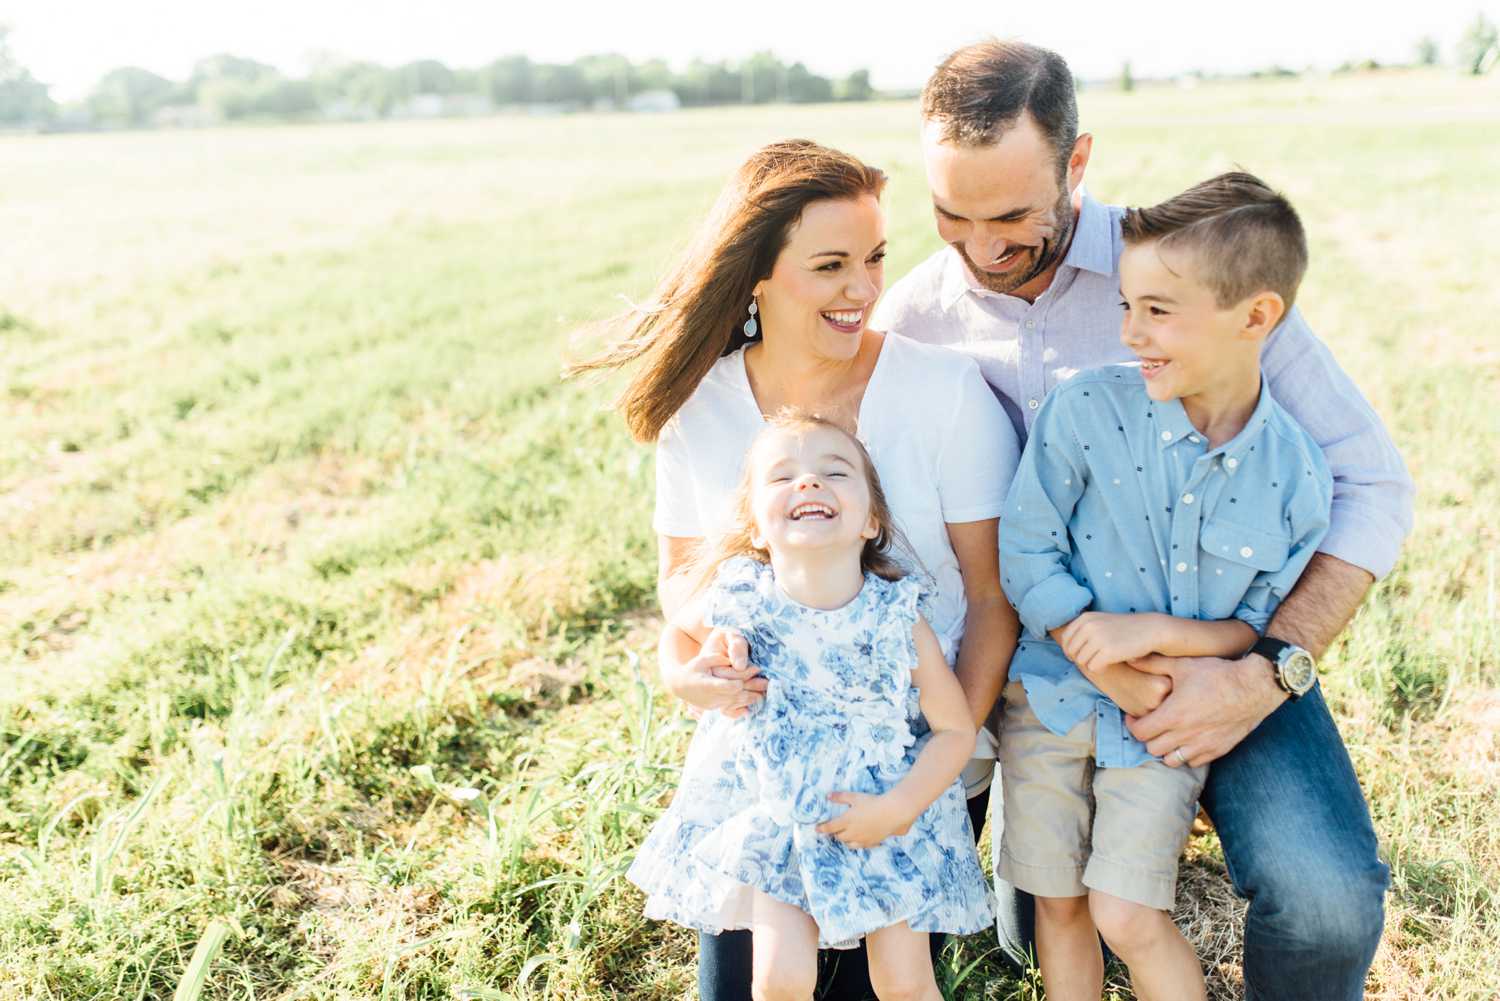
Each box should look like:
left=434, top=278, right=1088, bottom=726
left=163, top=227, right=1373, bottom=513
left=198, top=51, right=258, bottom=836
left=627, top=89, right=681, bottom=113
left=323, top=98, right=377, bottom=122
left=153, top=104, right=214, bottom=128
left=391, top=93, right=496, bottom=119
left=392, top=93, right=446, bottom=119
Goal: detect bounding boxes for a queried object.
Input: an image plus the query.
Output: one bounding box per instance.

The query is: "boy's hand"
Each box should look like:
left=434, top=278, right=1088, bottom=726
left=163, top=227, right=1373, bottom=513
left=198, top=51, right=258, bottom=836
left=1052, top=612, right=1167, bottom=675
left=675, top=627, right=766, bottom=719
left=817, top=792, right=915, bottom=849
left=1089, top=662, right=1173, bottom=717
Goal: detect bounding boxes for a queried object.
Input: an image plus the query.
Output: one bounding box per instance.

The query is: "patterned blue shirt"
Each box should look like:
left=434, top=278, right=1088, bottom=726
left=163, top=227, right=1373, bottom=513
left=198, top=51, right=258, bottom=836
left=999, top=367, right=1332, bottom=767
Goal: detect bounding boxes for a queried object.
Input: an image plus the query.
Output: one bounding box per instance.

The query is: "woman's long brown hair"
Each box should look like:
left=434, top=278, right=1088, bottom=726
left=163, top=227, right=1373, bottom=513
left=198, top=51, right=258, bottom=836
left=568, top=140, right=887, bottom=444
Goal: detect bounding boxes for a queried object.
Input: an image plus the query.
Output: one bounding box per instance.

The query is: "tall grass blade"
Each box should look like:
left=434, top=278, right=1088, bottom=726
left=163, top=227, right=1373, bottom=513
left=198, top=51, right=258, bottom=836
left=172, top=919, right=230, bottom=1001
left=92, top=772, right=167, bottom=897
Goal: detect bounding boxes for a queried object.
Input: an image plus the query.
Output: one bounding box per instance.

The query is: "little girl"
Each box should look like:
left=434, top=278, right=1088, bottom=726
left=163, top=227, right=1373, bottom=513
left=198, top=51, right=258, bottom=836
left=628, top=414, right=992, bottom=1001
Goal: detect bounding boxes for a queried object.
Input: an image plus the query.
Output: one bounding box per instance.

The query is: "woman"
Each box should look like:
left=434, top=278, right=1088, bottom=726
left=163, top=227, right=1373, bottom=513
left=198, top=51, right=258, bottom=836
left=576, top=140, right=1021, bottom=1000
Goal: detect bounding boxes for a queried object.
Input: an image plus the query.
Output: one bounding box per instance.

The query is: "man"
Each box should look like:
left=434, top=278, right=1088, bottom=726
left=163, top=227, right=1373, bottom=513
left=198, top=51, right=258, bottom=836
left=872, top=40, right=1413, bottom=1001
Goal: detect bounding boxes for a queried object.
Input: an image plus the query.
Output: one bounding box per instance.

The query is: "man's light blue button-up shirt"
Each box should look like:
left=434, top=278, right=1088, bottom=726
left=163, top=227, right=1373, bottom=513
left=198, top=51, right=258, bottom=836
left=998, top=368, right=1332, bottom=767
left=873, top=192, right=1414, bottom=579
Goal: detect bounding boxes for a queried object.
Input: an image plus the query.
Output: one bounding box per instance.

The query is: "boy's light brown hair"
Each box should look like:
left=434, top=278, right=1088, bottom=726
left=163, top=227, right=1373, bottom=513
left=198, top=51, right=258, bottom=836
left=1121, top=171, right=1309, bottom=310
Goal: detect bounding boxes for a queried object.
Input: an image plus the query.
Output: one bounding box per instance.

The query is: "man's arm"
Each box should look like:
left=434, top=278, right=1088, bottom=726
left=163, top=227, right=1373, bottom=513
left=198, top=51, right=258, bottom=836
left=1263, top=307, right=1415, bottom=579
left=1260, top=551, right=1374, bottom=658
left=1125, top=553, right=1374, bottom=767
left=948, top=519, right=1018, bottom=727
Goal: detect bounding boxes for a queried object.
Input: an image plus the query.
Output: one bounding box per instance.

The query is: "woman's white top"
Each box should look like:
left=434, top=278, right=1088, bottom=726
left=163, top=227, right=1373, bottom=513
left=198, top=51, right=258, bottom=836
left=654, top=333, right=1022, bottom=754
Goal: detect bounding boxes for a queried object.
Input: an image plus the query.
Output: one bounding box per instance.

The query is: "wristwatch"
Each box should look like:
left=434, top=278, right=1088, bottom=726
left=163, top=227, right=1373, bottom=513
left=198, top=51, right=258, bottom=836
left=1250, top=636, right=1317, bottom=700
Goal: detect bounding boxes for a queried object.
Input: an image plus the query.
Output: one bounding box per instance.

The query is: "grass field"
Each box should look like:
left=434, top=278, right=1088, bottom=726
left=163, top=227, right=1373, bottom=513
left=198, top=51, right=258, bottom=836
left=2, top=69, right=1498, bottom=999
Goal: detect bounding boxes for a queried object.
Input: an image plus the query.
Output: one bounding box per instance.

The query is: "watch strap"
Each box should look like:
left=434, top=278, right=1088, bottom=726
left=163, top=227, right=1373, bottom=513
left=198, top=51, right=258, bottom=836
left=1250, top=636, right=1295, bottom=665
left=1250, top=635, right=1311, bottom=699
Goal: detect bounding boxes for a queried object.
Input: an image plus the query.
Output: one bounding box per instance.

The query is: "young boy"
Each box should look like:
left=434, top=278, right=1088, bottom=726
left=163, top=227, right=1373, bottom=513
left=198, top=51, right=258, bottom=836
left=997, top=172, right=1333, bottom=1001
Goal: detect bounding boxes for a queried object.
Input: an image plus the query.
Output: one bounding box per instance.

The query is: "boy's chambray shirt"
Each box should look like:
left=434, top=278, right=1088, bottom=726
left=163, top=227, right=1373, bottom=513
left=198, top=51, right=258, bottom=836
left=999, top=367, right=1332, bottom=767
left=873, top=192, right=1413, bottom=580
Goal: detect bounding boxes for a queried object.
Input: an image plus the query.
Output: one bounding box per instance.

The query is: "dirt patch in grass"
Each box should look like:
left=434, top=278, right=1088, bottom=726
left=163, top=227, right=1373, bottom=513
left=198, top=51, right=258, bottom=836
left=1442, top=688, right=1500, bottom=783
left=1, top=451, right=384, bottom=657
left=328, top=555, right=633, bottom=708
left=270, top=856, right=450, bottom=982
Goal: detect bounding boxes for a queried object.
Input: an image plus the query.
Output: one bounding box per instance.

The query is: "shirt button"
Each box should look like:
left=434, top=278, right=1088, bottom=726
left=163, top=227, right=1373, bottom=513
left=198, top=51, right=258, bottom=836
left=1240, top=546, right=1254, bottom=558
left=1160, top=431, right=1172, bottom=441
left=1182, top=493, right=1195, bottom=504
left=1025, top=319, right=1036, bottom=329
left=1226, top=457, right=1239, bottom=470
left=1176, top=562, right=1188, bottom=572
left=1028, top=398, right=1040, bottom=410
left=1189, top=435, right=1201, bottom=444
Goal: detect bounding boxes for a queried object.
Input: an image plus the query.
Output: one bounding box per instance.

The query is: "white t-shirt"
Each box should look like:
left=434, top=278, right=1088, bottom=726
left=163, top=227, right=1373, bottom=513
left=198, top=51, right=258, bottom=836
left=654, top=333, right=1021, bottom=756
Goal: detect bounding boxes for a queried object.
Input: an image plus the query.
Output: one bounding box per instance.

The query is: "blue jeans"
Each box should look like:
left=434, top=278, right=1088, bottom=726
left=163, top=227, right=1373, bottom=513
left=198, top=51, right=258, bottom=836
left=698, top=787, right=997, bottom=1001
left=993, top=683, right=1388, bottom=1001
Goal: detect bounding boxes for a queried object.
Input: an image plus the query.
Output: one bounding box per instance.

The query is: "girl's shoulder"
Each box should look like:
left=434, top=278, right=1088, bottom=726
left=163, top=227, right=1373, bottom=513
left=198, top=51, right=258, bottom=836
left=710, top=554, right=771, bottom=590
left=858, top=571, right=926, bottom=622
left=702, top=556, right=775, bottom=628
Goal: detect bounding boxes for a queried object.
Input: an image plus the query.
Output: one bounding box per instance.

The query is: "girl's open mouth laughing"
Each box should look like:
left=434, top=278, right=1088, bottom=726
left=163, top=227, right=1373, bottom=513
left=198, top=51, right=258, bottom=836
left=788, top=502, right=837, bottom=521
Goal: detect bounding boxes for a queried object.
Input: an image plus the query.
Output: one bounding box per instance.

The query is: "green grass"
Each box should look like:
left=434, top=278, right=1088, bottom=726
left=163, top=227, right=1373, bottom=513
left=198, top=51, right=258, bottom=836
left=1, top=69, right=1497, bottom=999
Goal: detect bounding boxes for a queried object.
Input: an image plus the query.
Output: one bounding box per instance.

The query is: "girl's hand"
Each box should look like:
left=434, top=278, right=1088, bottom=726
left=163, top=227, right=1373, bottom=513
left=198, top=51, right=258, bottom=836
left=672, top=627, right=767, bottom=719
left=1052, top=612, right=1167, bottom=676
left=816, top=792, right=915, bottom=849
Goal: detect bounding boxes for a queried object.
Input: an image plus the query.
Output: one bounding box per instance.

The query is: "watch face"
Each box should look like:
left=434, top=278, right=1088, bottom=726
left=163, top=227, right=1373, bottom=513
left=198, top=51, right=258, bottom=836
left=1281, top=649, right=1317, bottom=694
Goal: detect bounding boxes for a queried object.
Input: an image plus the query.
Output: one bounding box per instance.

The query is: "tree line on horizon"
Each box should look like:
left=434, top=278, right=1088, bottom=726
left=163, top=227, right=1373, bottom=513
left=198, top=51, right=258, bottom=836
left=1, top=16, right=1497, bottom=131
left=0, top=36, right=878, bottom=130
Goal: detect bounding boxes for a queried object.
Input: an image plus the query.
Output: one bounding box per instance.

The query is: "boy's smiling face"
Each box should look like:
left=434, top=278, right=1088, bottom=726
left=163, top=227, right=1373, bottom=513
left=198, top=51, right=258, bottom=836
left=1118, top=239, right=1268, bottom=405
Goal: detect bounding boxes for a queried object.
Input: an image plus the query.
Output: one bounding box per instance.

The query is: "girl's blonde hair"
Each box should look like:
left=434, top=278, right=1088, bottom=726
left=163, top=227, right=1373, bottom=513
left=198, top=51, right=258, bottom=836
left=567, top=140, right=887, bottom=444
left=690, top=411, right=908, bottom=594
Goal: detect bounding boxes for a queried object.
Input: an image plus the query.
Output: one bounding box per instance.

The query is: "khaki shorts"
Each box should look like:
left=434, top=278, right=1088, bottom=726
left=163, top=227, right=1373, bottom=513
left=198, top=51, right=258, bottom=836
left=997, top=679, right=1206, bottom=910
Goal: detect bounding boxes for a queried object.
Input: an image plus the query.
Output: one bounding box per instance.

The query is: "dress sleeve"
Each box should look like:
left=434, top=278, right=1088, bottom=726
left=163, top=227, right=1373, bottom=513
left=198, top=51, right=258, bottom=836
left=873, top=574, right=927, bottom=693
left=998, top=390, right=1094, bottom=638
left=702, top=556, right=769, bottom=631
left=935, top=360, right=1021, bottom=523
left=652, top=415, right=703, bottom=538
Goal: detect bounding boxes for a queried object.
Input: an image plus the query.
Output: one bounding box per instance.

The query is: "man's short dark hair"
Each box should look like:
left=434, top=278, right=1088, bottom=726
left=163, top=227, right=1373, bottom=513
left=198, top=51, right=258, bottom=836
left=1121, top=171, right=1309, bottom=310
left=921, top=39, right=1079, bottom=180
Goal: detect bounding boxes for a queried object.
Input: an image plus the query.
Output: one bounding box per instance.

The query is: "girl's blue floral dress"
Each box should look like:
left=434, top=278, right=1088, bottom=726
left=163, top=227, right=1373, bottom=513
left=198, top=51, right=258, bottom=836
left=628, top=556, right=993, bottom=949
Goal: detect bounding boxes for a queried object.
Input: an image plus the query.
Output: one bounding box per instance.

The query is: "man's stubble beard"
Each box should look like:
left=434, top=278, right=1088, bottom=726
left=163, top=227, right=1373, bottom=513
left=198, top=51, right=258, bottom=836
left=961, top=185, right=1076, bottom=296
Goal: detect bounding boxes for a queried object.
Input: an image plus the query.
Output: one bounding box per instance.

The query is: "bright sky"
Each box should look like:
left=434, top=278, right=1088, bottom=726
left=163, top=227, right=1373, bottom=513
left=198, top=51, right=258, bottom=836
left=9, top=0, right=1499, bottom=101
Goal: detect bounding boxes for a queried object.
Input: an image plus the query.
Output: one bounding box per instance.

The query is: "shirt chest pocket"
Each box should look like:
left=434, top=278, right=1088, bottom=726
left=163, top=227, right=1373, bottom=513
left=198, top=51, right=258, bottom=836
left=1198, top=518, right=1291, bottom=618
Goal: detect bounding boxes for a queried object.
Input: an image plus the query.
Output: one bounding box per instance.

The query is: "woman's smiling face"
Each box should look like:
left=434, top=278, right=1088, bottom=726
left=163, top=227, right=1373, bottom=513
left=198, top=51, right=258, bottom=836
left=752, top=195, right=886, bottom=363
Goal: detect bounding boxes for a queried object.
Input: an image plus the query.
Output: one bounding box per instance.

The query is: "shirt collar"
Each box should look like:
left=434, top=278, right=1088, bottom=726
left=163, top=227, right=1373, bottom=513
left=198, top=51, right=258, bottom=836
left=1150, top=395, right=1203, bottom=451
left=938, top=246, right=979, bottom=310
left=1063, top=192, right=1116, bottom=277
left=938, top=191, right=1115, bottom=311
left=1209, top=376, right=1279, bottom=474
left=1150, top=375, right=1277, bottom=467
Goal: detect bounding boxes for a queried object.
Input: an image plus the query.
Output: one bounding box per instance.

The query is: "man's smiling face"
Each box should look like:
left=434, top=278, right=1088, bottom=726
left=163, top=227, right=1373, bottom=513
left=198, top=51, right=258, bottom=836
left=921, top=113, right=1084, bottom=301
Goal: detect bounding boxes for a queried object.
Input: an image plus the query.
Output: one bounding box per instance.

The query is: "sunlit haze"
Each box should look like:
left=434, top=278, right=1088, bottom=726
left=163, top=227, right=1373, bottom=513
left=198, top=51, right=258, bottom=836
left=9, top=0, right=1499, bottom=102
